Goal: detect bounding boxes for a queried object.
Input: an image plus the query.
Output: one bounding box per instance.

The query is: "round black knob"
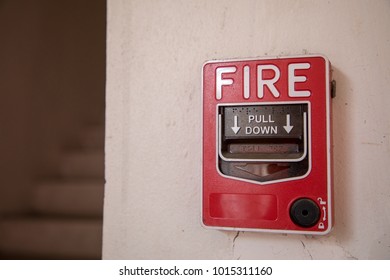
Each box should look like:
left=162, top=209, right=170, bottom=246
left=290, top=198, right=320, bottom=228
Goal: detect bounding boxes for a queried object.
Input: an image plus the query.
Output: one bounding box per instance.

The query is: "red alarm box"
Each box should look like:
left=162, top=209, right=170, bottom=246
left=202, top=55, right=333, bottom=234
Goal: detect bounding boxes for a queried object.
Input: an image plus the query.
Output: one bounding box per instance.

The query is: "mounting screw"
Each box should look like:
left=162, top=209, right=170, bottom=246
left=331, top=80, right=336, bottom=98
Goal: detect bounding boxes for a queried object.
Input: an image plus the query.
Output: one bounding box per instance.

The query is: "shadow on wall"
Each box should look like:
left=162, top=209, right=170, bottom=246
left=0, top=0, right=106, bottom=259
left=329, top=67, right=353, bottom=242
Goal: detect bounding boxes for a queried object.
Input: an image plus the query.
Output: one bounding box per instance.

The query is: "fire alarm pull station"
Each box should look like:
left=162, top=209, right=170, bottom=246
left=202, top=55, right=334, bottom=234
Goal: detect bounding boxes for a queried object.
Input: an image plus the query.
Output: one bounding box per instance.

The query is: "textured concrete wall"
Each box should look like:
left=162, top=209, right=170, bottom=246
left=104, top=0, right=390, bottom=259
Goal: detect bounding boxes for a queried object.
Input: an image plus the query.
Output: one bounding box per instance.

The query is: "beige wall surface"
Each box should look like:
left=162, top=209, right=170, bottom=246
left=104, top=0, right=390, bottom=259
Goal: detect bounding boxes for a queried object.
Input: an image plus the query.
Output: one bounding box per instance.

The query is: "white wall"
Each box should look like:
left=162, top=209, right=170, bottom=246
left=103, top=0, right=390, bottom=259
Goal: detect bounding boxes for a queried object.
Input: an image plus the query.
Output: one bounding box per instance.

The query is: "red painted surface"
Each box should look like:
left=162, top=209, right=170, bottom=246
left=202, top=55, right=333, bottom=234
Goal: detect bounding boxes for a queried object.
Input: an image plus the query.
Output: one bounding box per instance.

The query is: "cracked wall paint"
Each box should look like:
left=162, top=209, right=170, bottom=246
left=104, top=0, right=390, bottom=259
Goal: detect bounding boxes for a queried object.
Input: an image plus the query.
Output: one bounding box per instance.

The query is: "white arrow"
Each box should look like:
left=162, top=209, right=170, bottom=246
left=283, top=114, right=294, bottom=133
left=231, top=115, right=241, bottom=134
left=322, top=207, right=327, bottom=221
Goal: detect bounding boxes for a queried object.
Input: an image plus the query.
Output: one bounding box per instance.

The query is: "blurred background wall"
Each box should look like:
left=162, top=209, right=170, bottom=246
left=0, top=0, right=106, bottom=259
